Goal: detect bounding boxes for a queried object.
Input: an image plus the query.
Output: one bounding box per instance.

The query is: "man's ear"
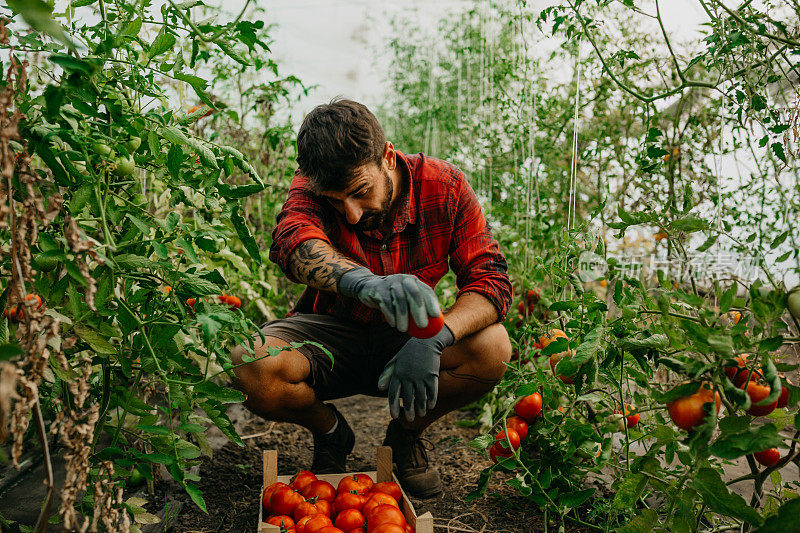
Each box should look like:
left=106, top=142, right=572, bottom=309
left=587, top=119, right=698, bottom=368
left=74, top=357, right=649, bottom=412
left=383, top=141, right=396, bottom=171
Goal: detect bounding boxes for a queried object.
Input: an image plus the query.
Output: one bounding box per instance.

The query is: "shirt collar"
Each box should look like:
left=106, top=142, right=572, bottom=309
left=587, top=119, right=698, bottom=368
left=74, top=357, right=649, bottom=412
left=391, top=150, right=417, bottom=232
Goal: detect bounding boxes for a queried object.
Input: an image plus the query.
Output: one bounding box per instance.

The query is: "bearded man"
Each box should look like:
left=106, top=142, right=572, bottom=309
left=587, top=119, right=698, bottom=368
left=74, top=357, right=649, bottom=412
left=232, top=98, right=512, bottom=498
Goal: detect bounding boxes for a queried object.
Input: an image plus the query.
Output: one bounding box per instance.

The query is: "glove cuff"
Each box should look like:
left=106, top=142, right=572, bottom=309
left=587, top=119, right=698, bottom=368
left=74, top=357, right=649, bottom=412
left=337, top=267, right=373, bottom=298
left=421, top=323, right=454, bottom=352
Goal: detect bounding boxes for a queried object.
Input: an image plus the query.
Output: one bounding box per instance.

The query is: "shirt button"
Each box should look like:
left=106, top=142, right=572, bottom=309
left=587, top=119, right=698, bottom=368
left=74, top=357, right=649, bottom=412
left=381, top=243, right=388, bottom=251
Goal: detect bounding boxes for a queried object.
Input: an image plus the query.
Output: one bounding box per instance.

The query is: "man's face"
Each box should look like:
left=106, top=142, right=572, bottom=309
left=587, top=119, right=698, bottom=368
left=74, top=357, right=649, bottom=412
left=320, top=162, right=394, bottom=231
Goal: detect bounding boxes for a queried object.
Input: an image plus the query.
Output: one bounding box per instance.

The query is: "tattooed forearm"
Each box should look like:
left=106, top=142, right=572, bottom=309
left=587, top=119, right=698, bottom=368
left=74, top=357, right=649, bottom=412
left=289, top=239, right=362, bottom=293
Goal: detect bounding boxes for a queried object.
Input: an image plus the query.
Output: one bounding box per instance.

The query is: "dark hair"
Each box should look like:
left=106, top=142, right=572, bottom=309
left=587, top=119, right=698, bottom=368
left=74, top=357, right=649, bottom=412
left=296, top=98, right=386, bottom=192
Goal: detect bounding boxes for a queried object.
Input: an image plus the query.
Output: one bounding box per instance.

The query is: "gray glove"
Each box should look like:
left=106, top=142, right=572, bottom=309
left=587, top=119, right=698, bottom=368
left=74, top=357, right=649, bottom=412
left=377, top=325, right=454, bottom=420
left=338, top=267, right=441, bottom=332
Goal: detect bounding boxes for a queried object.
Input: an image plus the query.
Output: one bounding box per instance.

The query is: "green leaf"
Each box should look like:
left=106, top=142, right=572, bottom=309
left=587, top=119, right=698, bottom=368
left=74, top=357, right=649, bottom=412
left=0, top=343, right=24, bottom=361
left=754, top=498, right=800, bottom=533
left=162, top=126, right=189, bottom=146
left=771, top=142, right=787, bottom=164
left=711, top=424, right=782, bottom=459
left=8, top=0, right=73, bottom=46
left=181, top=276, right=220, bottom=296
left=617, top=509, right=656, bottom=533
left=114, top=254, right=152, bottom=270
left=74, top=325, right=116, bottom=355
left=149, top=31, right=177, bottom=58
left=696, top=233, right=718, bottom=252
left=231, top=207, right=261, bottom=264
left=187, top=138, right=218, bottom=169
left=175, top=439, right=202, bottom=459
left=468, top=434, right=494, bottom=450
left=136, top=424, right=172, bottom=436
left=193, top=381, right=246, bottom=404
left=558, top=488, right=594, bottom=509
left=167, top=144, right=183, bottom=178
left=692, top=468, right=763, bottom=525
left=185, top=483, right=207, bottom=513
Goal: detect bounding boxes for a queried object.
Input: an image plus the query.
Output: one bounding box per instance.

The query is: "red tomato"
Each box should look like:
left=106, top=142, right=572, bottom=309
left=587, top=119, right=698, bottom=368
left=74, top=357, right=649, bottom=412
left=371, top=481, right=402, bottom=502
left=298, top=514, right=333, bottom=533
left=366, top=505, right=407, bottom=531
left=371, top=525, right=406, bottom=533
left=513, top=393, right=543, bottom=422
left=294, top=500, right=325, bottom=522
left=526, top=288, right=541, bottom=303
left=263, top=482, right=289, bottom=512
left=316, top=528, right=346, bottom=533
left=334, top=509, right=365, bottom=531
left=494, top=428, right=520, bottom=454
left=227, top=295, right=242, bottom=308
left=621, top=404, right=639, bottom=428
left=777, top=385, right=789, bottom=408
left=315, top=499, right=332, bottom=517
left=333, top=491, right=367, bottom=514
left=406, top=312, right=445, bottom=339
left=754, top=448, right=781, bottom=467
left=337, top=474, right=373, bottom=495
left=290, top=471, right=318, bottom=493
left=489, top=444, right=511, bottom=464
left=724, top=355, right=750, bottom=385
left=271, top=486, right=306, bottom=516
left=186, top=298, right=196, bottom=308
left=667, top=383, right=721, bottom=431
left=517, top=301, right=527, bottom=316
left=303, top=480, right=337, bottom=503
left=505, top=416, right=528, bottom=441
left=265, top=515, right=296, bottom=529
left=743, top=382, right=778, bottom=416
left=361, top=493, right=399, bottom=519
left=549, top=350, right=576, bottom=384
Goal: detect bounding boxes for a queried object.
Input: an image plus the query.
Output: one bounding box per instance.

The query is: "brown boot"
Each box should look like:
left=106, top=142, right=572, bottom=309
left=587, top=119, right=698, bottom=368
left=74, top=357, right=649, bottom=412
left=310, top=404, right=355, bottom=474
left=382, top=419, right=442, bottom=499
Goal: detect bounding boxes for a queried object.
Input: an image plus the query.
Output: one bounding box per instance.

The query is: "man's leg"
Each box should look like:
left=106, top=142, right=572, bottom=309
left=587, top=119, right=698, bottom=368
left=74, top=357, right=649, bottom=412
left=230, top=337, right=336, bottom=434
left=382, top=322, right=512, bottom=497
left=230, top=332, right=356, bottom=473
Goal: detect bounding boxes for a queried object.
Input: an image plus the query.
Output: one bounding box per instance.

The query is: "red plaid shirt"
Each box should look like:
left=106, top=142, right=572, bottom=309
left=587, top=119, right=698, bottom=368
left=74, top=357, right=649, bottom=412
left=269, top=151, right=512, bottom=325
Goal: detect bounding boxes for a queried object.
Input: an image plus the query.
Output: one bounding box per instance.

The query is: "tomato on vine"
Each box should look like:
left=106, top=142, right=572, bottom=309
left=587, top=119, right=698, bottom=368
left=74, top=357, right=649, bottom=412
left=667, top=383, right=721, bottom=431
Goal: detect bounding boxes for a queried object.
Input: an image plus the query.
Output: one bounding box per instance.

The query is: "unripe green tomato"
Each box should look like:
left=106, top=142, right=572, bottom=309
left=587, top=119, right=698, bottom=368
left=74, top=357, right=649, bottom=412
left=124, top=137, right=142, bottom=152
left=34, top=253, right=59, bottom=272
left=113, top=156, right=135, bottom=176
left=128, top=467, right=145, bottom=487
left=91, top=143, right=112, bottom=156
left=788, top=288, right=800, bottom=321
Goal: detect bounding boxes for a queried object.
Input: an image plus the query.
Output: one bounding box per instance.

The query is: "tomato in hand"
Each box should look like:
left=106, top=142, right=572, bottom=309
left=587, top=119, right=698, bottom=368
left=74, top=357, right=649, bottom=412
left=337, top=473, right=373, bottom=495
left=265, top=515, right=296, bottom=529
left=754, top=448, right=781, bottom=467
left=667, top=383, right=721, bottom=431
left=334, top=509, right=365, bottom=531
left=271, top=485, right=306, bottom=516
left=406, top=312, right=445, bottom=339
left=303, top=480, right=337, bottom=503
left=371, top=481, right=402, bottom=502
left=505, top=416, right=528, bottom=441
left=513, top=393, right=542, bottom=422
left=290, top=471, right=318, bottom=493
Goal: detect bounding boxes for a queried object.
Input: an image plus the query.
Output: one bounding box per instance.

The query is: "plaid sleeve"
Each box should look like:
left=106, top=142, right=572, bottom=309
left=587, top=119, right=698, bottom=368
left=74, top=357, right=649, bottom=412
left=447, top=174, right=512, bottom=322
left=268, top=172, right=331, bottom=283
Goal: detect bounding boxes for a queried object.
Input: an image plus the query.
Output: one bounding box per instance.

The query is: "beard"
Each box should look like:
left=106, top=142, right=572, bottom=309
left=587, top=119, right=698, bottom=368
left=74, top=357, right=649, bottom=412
left=356, top=169, right=393, bottom=231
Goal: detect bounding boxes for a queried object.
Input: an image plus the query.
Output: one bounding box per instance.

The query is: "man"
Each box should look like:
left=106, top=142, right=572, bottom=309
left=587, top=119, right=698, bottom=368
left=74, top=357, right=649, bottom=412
left=232, top=99, right=512, bottom=498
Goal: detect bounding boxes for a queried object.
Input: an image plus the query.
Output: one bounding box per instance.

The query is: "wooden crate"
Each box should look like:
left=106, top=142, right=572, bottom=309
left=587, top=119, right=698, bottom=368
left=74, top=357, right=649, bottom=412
left=258, top=446, right=434, bottom=533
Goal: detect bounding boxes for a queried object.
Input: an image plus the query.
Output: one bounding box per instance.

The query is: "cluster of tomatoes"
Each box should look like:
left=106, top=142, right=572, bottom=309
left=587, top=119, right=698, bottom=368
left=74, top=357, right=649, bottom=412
left=262, top=471, right=414, bottom=533
left=512, top=288, right=549, bottom=332
left=489, top=393, right=543, bottom=463
left=3, top=294, right=44, bottom=322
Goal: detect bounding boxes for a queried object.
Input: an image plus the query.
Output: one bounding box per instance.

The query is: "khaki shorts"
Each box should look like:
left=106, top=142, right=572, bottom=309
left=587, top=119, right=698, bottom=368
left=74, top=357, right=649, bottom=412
left=256, top=313, right=412, bottom=401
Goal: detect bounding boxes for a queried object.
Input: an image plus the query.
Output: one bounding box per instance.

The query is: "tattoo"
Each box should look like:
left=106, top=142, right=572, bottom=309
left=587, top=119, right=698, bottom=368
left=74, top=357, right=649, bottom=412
left=290, top=239, right=360, bottom=292
left=442, top=369, right=499, bottom=386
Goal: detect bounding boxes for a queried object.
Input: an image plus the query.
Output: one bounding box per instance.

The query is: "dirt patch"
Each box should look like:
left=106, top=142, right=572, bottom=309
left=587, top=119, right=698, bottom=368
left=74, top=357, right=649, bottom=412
left=159, top=396, right=552, bottom=532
